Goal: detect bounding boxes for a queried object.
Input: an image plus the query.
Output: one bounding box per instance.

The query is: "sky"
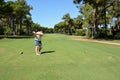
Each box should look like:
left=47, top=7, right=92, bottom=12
left=5, top=0, right=80, bottom=28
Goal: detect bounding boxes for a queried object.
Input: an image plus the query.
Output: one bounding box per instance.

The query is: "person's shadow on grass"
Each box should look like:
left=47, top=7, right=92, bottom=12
left=41, top=51, right=55, bottom=55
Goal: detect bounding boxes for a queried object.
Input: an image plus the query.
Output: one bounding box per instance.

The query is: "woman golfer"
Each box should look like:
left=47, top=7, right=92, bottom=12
left=33, top=29, right=43, bottom=55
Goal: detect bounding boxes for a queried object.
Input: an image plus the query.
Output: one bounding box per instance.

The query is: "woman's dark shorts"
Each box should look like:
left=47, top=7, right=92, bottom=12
left=34, top=40, right=42, bottom=46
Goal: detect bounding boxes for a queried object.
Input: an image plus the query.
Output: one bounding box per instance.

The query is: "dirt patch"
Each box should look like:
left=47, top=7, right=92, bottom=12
left=70, top=36, right=120, bottom=46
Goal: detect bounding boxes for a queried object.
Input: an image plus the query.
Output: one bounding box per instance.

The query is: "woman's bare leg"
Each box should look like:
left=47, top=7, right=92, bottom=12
left=35, top=46, right=40, bottom=55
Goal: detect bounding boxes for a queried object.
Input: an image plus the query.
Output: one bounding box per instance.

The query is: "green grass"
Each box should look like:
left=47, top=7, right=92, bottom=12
left=0, top=34, right=120, bottom=80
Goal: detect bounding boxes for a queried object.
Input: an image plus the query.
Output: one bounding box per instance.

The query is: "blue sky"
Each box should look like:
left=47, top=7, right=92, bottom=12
left=5, top=0, right=80, bottom=28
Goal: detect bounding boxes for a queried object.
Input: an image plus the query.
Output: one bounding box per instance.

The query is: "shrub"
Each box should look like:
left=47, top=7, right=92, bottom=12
left=86, top=29, right=92, bottom=38
left=114, top=31, right=120, bottom=39
left=75, top=29, right=86, bottom=36
left=98, top=28, right=109, bottom=38
left=4, top=26, right=11, bottom=35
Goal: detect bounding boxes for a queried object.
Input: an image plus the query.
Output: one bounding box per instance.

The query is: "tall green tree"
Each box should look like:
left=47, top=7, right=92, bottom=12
left=0, top=0, right=13, bottom=35
left=14, top=0, right=32, bottom=35
left=73, top=0, right=116, bottom=38
left=24, top=15, right=32, bottom=35
left=73, top=15, right=83, bottom=29
left=62, top=13, right=74, bottom=35
left=54, top=21, right=66, bottom=33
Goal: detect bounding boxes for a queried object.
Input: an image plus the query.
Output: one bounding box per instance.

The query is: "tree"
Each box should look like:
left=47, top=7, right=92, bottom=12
left=0, top=0, right=13, bottom=35
left=13, top=0, right=32, bottom=35
left=73, top=0, right=116, bottom=38
left=73, top=15, right=83, bottom=30
left=23, top=14, right=32, bottom=35
left=54, top=21, right=65, bottom=33
left=62, top=13, right=74, bottom=35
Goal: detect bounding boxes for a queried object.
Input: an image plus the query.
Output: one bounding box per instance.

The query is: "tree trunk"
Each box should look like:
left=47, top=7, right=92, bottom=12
left=19, top=18, right=22, bottom=35
left=11, top=18, right=16, bottom=35
left=104, top=2, right=107, bottom=38
left=26, top=21, right=30, bottom=35
left=93, top=6, right=98, bottom=38
left=68, top=25, right=72, bottom=35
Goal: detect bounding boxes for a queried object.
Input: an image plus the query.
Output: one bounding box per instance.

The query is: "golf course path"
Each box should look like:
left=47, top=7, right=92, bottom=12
left=71, top=36, right=120, bottom=46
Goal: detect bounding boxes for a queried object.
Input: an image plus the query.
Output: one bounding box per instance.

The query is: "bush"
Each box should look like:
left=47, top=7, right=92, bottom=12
left=86, top=29, right=92, bottom=38
left=114, top=31, right=120, bottom=39
left=4, top=26, right=11, bottom=35
left=0, top=26, right=4, bottom=35
left=75, top=29, right=86, bottom=36
left=98, top=28, right=109, bottom=38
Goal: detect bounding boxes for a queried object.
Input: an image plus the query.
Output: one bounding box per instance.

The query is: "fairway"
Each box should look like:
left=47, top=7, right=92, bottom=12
left=0, top=34, right=120, bottom=80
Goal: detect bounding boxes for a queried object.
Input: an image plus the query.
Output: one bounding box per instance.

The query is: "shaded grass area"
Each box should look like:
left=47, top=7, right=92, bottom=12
left=0, top=34, right=120, bottom=80
left=0, top=35, right=34, bottom=39
left=71, top=35, right=120, bottom=44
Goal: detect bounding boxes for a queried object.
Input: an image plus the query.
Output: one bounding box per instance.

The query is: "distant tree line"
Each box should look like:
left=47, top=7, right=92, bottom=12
left=1, top=0, right=120, bottom=39
left=0, top=0, right=53, bottom=36
left=54, top=0, right=120, bottom=39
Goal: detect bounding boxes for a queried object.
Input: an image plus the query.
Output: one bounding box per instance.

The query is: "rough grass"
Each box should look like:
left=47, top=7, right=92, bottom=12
left=0, top=34, right=120, bottom=80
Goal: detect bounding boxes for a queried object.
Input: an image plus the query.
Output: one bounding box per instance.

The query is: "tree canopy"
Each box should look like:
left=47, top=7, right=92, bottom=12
left=0, top=0, right=53, bottom=35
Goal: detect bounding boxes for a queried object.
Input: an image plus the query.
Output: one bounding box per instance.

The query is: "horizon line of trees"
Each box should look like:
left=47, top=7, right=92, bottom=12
left=54, top=0, right=120, bottom=39
left=0, top=0, right=54, bottom=36
left=0, top=0, right=120, bottom=39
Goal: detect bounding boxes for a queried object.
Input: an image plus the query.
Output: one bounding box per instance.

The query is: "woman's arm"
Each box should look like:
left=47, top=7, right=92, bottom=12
left=33, top=31, right=37, bottom=37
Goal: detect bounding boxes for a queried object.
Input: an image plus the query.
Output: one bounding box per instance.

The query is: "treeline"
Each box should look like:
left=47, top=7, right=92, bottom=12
left=54, top=0, right=120, bottom=39
left=0, top=0, right=53, bottom=36
left=0, top=0, right=120, bottom=39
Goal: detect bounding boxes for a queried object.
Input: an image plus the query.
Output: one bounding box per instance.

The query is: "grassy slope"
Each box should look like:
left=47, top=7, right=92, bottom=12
left=0, top=34, right=120, bottom=80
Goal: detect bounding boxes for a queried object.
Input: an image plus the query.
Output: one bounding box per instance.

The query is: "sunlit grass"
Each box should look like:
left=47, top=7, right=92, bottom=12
left=0, top=34, right=120, bottom=80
